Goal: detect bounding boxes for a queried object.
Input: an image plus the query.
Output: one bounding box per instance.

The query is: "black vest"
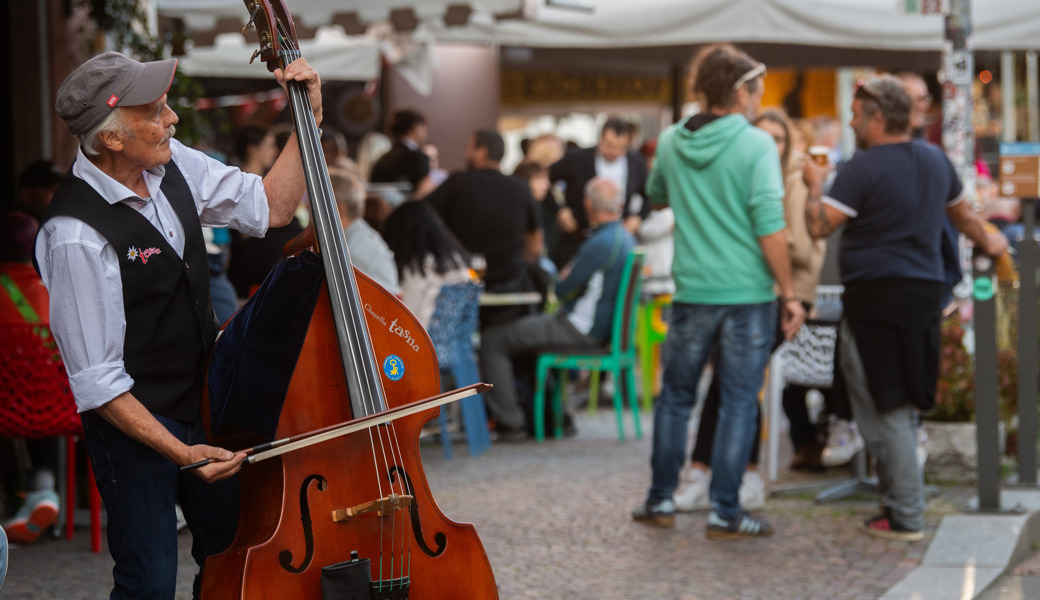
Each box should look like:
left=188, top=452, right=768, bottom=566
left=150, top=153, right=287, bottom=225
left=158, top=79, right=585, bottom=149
left=39, top=161, right=217, bottom=422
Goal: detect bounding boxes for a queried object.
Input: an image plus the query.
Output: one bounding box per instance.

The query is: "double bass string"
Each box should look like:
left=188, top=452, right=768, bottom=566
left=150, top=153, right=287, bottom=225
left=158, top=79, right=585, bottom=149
left=275, top=15, right=413, bottom=588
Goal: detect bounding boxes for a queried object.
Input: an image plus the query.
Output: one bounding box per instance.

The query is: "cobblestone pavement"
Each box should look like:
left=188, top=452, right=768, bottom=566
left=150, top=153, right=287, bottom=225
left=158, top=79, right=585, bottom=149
left=2, top=411, right=975, bottom=600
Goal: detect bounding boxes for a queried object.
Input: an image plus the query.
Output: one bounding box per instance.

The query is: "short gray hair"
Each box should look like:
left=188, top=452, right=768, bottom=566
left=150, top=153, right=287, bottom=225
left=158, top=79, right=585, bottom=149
left=330, top=169, right=366, bottom=219
left=855, top=75, right=912, bottom=135
left=79, top=107, right=132, bottom=157
left=584, top=177, right=621, bottom=216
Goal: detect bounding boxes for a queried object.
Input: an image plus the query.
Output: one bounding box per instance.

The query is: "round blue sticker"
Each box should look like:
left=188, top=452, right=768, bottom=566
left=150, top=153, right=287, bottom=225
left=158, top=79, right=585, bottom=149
left=383, top=355, right=405, bottom=381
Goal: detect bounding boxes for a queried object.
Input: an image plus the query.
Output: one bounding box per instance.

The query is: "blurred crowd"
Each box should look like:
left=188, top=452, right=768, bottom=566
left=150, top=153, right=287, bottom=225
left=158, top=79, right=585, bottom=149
left=2, top=42, right=1026, bottom=553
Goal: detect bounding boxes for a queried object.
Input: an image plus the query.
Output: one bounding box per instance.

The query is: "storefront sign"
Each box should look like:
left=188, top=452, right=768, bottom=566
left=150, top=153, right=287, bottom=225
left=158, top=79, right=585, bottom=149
left=999, top=143, right=1040, bottom=198
left=500, top=71, right=672, bottom=105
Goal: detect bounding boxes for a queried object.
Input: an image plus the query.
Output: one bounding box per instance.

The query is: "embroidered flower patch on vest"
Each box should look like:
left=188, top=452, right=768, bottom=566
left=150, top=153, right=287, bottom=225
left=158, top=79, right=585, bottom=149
left=127, top=246, right=162, bottom=264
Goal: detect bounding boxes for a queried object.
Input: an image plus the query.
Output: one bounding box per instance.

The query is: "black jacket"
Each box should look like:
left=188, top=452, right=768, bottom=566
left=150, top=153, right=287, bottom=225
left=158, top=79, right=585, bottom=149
left=549, top=146, right=649, bottom=231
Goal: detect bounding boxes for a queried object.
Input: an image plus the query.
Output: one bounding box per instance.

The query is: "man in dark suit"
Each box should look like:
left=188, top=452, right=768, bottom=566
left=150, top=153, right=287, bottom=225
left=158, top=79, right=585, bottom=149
left=549, top=117, right=649, bottom=268
left=370, top=108, right=434, bottom=198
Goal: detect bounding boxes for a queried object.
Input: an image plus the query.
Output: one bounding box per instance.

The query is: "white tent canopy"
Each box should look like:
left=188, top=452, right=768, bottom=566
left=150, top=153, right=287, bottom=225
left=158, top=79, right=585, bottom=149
left=158, top=0, right=1039, bottom=52
left=156, top=0, right=523, bottom=32
left=433, top=0, right=1039, bottom=51
left=177, top=26, right=380, bottom=81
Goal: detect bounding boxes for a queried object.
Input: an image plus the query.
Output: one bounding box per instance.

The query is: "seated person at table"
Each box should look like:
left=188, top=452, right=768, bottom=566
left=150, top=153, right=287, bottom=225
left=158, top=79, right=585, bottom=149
left=382, top=201, right=471, bottom=327
left=425, top=129, right=543, bottom=328
left=331, top=168, right=400, bottom=295
left=479, top=178, right=635, bottom=440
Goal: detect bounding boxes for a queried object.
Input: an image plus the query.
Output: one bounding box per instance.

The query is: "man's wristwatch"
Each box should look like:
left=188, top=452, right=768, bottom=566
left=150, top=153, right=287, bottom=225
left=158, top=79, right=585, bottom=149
left=781, top=296, right=799, bottom=305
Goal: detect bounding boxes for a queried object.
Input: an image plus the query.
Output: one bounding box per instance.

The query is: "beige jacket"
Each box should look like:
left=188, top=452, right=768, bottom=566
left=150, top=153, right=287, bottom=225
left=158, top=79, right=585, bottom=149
left=782, top=156, right=826, bottom=305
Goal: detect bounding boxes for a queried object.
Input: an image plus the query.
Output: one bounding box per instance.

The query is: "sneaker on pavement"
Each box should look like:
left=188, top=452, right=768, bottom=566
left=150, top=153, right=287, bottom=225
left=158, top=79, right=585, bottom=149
left=863, top=514, right=924, bottom=542
left=632, top=498, right=676, bottom=528
left=674, top=469, right=710, bottom=513
left=739, top=471, right=766, bottom=512
left=821, top=418, right=865, bottom=467
left=3, top=489, right=60, bottom=544
left=706, top=510, right=773, bottom=540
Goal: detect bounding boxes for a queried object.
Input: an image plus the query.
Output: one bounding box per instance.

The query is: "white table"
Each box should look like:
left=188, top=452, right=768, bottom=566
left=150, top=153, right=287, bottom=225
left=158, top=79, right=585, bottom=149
left=478, top=292, right=543, bottom=307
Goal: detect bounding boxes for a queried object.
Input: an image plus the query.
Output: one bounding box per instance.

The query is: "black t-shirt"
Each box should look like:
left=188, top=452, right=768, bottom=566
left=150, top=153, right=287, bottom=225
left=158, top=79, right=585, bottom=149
left=826, top=140, right=962, bottom=284
left=425, top=169, right=540, bottom=287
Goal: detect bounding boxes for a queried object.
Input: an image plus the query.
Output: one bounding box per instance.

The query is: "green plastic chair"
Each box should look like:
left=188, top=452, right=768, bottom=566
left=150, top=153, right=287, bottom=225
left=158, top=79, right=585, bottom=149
left=533, top=250, right=645, bottom=442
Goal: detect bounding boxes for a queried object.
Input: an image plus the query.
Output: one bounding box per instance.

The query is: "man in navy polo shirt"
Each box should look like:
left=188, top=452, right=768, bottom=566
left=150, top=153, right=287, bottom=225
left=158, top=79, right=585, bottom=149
left=804, top=74, right=1006, bottom=541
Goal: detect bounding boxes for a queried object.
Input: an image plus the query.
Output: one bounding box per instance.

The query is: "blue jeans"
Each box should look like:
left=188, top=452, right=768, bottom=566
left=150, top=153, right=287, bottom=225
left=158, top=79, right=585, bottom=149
left=1, top=525, right=7, bottom=588
left=648, top=302, right=776, bottom=520
left=82, top=410, right=240, bottom=600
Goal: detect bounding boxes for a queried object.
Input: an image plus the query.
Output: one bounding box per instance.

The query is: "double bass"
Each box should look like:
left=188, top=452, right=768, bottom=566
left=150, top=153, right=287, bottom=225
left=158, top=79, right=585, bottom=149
left=197, top=1, right=498, bottom=597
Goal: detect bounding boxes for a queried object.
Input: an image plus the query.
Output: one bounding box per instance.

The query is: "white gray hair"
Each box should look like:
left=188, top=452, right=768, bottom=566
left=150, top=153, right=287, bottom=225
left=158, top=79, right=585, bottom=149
left=584, top=177, right=621, bottom=216
left=330, top=169, right=366, bottom=219
left=79, top=107, right=132, bottom=157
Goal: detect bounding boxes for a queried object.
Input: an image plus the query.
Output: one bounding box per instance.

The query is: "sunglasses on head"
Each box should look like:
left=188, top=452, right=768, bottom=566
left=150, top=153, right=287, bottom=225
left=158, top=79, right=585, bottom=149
left=854, top=79, right=881, bottom=104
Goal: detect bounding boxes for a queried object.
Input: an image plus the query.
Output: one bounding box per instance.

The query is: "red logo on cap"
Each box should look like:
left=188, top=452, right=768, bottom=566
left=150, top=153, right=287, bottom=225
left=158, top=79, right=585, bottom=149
left=106, top=95, right=119, bottom=107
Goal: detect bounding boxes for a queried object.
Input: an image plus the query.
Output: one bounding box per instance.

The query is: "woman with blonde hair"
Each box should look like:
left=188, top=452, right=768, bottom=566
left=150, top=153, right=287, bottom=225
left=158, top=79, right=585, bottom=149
left=356, top=131, right=392, bottom=182
left=525, top=133, right=565, bottom=167
left=753, top=109, right=825, bottom=313
left=752, top=108, right=830, bottom=471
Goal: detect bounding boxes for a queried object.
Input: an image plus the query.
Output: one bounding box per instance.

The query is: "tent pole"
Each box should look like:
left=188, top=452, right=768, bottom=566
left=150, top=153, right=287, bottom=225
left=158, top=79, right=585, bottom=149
left=837, top=68, right=856, bottom=162
left=1001, top=51, right=1017, bottom=143
left=942, top=0, right=975, bottom=198
left=671, top=62, right=683, bottom=124
left=1027, top=52, right=1039, bottom=141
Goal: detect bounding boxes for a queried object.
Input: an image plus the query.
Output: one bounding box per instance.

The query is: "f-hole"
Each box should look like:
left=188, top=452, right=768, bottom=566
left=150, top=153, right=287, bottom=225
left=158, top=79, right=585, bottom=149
left=279, top=474, right=328, bottom=573
left=389, top=466, right=446, bottom=557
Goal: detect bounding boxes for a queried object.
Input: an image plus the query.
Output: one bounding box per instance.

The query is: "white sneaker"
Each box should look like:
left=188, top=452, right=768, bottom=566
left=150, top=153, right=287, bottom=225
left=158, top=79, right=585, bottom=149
left=175, top=504, right=188, bottom=532
left=739, top=471, right=766, bottom=511
left=821, top=418, right=865, bottom=467
left=674, top=469, right=710, bottom=512
left=916, top=424, right=928, bottom=470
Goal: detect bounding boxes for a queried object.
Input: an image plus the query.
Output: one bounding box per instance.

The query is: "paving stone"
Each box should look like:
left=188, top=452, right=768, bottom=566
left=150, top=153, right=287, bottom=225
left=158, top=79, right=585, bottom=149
left=0, top=411, right=990, bottom=599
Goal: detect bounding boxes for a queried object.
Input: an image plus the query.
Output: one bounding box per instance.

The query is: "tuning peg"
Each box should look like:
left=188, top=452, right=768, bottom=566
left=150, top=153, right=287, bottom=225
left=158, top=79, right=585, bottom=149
left=249, top=49, right=262, bottom=64
left=242, top=3, right=261, bottom=33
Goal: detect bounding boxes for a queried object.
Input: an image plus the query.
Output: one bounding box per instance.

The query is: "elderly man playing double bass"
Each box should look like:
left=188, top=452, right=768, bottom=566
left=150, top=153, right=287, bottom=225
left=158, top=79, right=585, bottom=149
left=35, top=51, right=322, bottom=599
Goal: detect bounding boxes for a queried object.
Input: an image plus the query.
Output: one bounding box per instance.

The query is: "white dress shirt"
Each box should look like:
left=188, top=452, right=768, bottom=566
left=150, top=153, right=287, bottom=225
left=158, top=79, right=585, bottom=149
left=594, top=152, right=628, bottom=211
left=35, top=140, right=270, bottom=412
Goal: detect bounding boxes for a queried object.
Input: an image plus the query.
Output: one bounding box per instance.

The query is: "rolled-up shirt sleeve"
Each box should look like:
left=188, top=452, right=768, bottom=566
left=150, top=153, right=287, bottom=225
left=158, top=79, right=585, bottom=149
left=38, top=218, right=133, bottom=412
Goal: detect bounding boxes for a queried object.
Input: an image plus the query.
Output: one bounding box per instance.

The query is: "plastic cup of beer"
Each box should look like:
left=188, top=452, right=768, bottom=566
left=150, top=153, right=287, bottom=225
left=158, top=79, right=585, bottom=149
left=808, top=146, right=830, bottom=166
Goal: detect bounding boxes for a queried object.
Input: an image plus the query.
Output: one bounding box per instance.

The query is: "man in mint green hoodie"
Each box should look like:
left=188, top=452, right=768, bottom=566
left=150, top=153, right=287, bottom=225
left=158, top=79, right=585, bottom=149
left=633, top=44, right=805, bottom=539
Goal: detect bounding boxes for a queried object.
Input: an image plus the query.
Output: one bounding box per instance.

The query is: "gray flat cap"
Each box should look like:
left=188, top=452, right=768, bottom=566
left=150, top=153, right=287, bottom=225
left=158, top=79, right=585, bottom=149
left=56, top=51, right=177, bottom=137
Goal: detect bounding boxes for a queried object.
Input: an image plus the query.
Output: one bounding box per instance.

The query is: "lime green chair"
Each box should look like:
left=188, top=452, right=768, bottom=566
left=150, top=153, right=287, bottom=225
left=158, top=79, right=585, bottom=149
left=636, top=293, right=671, bottom=412
left=533, top=250, right=645, bottom=442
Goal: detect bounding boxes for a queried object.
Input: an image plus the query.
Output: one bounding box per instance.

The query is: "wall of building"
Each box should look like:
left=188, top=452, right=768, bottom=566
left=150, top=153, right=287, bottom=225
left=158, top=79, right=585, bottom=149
left=388, top=43, right=499, bottom=173
left=4, top=0, right=93, bottom=208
